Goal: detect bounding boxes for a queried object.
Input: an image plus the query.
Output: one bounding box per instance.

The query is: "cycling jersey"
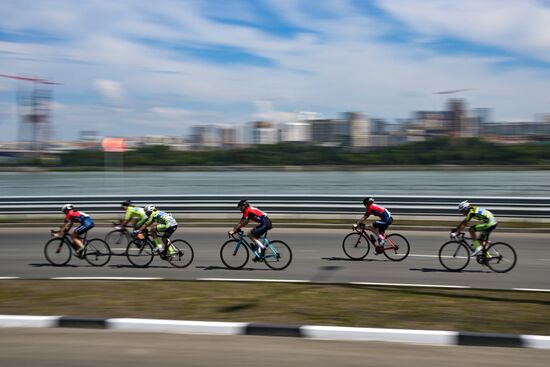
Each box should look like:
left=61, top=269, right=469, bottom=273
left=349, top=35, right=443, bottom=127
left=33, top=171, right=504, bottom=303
left=145, top=210, right=177, bottom=227
left=124, top=205, right=147, bottom=222
left=64, top=209, right=94, bottom=235
left=242, top=206, right=268, bottom=223
left=365, top=204, right=392, bottom=221
left=65, top=209, right=92, bottom=224
left=466, top=207, right=497, bottom=225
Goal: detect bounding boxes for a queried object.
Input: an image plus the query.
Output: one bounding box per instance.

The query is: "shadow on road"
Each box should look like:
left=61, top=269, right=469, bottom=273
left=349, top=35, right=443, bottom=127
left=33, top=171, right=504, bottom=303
left=109, top=264, right=174, bottom=269
left=409, top=267, right=488, bottom=274
left=321, top=256, right=389, bottom=262
left=29, top=263, right=79, bottom=268
left=196, top=265, right=270, bottom=271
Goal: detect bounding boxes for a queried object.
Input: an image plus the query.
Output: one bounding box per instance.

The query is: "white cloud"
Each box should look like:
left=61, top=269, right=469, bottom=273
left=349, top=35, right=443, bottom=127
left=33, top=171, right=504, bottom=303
left=0, top=0, right=549, bottom=141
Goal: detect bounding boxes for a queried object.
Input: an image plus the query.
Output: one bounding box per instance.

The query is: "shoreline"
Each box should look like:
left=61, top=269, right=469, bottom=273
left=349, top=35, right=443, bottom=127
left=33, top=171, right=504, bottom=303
left=2, top=164, right=550, bottom=172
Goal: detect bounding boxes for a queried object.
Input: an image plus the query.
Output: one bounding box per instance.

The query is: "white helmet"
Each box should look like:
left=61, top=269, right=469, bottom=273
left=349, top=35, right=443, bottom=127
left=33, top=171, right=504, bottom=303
left=61, top=203, right=73, bottom=212
left=144, top=204, right=156, bottom=214
left=458, top=200, right=470, bottom=212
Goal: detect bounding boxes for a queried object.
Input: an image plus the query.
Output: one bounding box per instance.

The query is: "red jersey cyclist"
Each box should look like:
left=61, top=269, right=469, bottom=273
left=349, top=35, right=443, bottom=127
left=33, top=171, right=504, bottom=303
left=229, top=200, right=272, bottom=259
left=353, top=197, right=393, bottom=253
left=53, top=204, right=95, bottom=258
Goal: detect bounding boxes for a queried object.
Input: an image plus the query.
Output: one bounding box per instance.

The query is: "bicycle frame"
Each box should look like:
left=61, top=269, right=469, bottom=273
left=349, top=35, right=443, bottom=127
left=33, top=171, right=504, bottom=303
left=232, top=230, right=279, bottom=260
left=354, top=225, right=398, bottom=251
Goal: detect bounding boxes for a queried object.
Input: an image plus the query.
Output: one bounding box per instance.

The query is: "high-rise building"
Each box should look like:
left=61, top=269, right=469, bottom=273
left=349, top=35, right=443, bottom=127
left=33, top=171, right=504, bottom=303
left=344, top=112, right=371, bottom=148
left=310, top=119, right=347, bottom=146
left=251, top=121, right=278, bottom=145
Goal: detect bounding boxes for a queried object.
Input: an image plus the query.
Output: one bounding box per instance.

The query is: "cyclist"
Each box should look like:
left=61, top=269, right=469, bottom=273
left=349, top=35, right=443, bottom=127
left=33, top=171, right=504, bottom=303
left=118, top=200, right=147, bottom=231
left=451, top=200, right=497, bottom=257
left=228, top=200, right=272, bottom=259
left=137, top=205, right=178, bottom=255
left=353, top=197, right=393, bottom=254
left=54, top=204, right=95, bottom=258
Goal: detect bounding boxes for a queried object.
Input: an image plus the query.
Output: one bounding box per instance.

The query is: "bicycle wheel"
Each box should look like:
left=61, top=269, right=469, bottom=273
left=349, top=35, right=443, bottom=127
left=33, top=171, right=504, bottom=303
left=166, top=239, right=194, bottom=268
left=383, top=233, right=410, bottom=261
left=220, top=239, right=249, bottom=269
left=44, top=238, right=72, bottom=266
left=342, top=232, right=370, bottom=260
left=485, top=242, right=517, bottom=273
left=105, top=229, right=130, bottom=253
left=84, top=239, right=112, bottom=267
left=438, top=241, right=470, bottom=272
left=126, top=240, right=154, bottom=268
left=264, top=240, right=292, bottom=270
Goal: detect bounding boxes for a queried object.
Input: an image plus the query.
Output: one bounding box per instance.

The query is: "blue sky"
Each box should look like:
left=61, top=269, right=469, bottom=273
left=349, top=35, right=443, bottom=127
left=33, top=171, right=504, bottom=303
left=0, top=0, right=549, bottom=140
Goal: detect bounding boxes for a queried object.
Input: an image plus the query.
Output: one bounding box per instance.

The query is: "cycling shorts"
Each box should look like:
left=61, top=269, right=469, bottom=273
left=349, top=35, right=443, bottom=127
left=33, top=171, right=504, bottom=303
left=75, top=218, right=95, bottom=235
left=473, top=223, right=497, bottom=240
left=373, top=217, right=393, bottom=233
left=157, top=224, right=177, bottom=239
left=251, top=216, right=272, bottom=237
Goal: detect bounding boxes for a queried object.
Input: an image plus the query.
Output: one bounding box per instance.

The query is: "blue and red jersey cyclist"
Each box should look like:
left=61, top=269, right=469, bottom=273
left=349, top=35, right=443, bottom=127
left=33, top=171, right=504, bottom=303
left=53, top=203, right=95, bottom=258
left=353, top=197, right=393, bottom=253
left=229, top=199, right=272, bottom=259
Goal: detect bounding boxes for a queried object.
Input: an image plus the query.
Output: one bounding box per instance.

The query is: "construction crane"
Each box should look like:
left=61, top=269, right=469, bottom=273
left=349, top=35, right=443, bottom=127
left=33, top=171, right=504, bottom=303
left=0, top=73, right=61, bottom=151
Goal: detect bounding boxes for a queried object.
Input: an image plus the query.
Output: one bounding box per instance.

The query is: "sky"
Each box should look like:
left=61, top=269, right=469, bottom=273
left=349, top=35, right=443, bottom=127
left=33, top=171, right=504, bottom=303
left=0, top=0, right=549, bottom=140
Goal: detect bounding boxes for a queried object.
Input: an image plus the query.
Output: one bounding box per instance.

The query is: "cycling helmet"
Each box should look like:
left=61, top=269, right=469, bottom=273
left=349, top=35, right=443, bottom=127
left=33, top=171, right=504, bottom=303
left=363, top=197, right=374, bottom=206
left=121, top=200, right=132, bottom=207
left=237, top=199, right=249, bottom=209
left=61, top=203, right=73, bottom=212
left=144, top=204, right=156, bottom=214
left=458, top=200, right=470, bottom=212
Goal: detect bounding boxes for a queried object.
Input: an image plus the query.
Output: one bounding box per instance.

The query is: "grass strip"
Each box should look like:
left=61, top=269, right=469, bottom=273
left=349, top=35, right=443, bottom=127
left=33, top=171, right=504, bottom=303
left=0, top=280, right=549, bottom=335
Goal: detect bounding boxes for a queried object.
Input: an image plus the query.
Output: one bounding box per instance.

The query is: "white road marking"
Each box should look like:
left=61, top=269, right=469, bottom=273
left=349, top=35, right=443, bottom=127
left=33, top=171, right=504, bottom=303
left=0, top=277, right=19, bottom=280
left=197, top=278, right=309, bottom=283
left=50, top=277, right=164, bottom=280
left=350, top=282, right=471, bottom=289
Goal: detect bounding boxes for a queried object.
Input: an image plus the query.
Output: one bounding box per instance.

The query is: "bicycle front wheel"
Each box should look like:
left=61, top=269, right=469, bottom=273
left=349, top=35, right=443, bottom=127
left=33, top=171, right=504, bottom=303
left=485, top=242, right=517, bottom=273
left=342, top=232, right=370, bottom=260
left=439, top=241, right=470, bottom=272
left=84, top=239, right=112, bottom=267
left=383, top=233, right=410, bottom=261
left=220, top=239, right=249, bottom=269
left=105, top=229, right=130, bottom=253
left=44, top=238, right=72, bottom=266
left=166, top=240, right=194, bottom=268
left=126, top=240, right=154, bottom=268
left=264, top=240, right=292, bottom=271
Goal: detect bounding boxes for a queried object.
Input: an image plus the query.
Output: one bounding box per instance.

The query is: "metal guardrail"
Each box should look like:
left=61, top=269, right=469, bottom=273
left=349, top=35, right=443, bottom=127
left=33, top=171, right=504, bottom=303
left=1, top=195, right=549, bottom=218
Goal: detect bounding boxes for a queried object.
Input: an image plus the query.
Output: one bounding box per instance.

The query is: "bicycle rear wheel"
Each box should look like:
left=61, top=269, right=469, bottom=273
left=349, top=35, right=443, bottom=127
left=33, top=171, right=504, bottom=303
left=84, top=239, right=112, bottom=267
left=439, top=241, right=470, bottom=272
left=220, top=239, right=249, bottom=269
left=264, top=240, right=292, bottom=270
left=383, top=233, right=410, bottom=261
left=166, top=240, right=194, bottom=268
left=485, top=242, right=517, bottom=273
left=126, top=240, right=154, bottom=268
left=105, top=229, right=130, bottom=253
left=44, top=238, right=72, bottom=266
left=342, top=232, right=370, bottom=260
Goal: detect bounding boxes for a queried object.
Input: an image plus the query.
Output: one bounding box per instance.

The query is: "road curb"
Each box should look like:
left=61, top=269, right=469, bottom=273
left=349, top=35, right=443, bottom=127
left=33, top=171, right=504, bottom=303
left=1, top=315, right=549, bottom=349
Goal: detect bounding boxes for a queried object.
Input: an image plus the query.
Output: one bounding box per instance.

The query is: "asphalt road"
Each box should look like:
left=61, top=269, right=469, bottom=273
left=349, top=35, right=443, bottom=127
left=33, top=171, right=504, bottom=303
left=0, top=227, right=549, bottom=290
left=1, top=328, right=549, bottom=367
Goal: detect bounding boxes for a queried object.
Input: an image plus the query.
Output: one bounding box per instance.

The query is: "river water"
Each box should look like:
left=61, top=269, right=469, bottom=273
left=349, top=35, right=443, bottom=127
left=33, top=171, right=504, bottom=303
left=1, top=171, right=549, bottom=197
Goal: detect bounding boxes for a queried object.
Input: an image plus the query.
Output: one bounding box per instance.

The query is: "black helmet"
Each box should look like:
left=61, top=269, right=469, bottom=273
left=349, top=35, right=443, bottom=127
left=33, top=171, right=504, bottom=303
left=121, top=200, right=132, bottom=207
left=363, top=197, right=374, bottom=206
left=237, top=199, right=249, bottom=208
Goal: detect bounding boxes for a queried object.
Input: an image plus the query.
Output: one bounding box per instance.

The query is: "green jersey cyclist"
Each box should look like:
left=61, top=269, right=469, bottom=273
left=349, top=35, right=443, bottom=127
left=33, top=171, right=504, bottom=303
left=118, top=200, right=148, bottom=233
left=136, top=205, right=178, bottom=255
left=451, top=200, right=497, bottom=257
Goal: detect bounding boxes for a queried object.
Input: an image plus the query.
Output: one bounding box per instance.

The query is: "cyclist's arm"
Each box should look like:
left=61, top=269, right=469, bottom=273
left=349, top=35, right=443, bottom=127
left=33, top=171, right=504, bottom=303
left=356, top=214, right=369, bottom=226
left=454, top=218, right=470, bottom=233
left=138, top=215, right=153, bottom=232
left=233, top=218, right=249, bottom=232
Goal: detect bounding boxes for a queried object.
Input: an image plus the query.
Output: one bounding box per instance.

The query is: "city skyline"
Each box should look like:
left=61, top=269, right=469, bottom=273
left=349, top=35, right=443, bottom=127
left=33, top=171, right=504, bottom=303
left=1, top=0, right=550, bottom=141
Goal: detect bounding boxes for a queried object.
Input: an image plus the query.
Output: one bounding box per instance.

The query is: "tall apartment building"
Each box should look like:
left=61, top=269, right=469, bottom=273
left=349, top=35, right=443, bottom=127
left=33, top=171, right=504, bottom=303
left=251, top=121, right=278, bottom=145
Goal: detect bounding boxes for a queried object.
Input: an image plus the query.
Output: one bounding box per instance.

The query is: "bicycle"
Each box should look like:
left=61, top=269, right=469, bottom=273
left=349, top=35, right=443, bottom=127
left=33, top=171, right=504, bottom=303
left=125, top=232, right=194, bottom=268
left=342, top=223, right=410, bottom=261
left=438, top=232, right=517, bottom=273
left=104, top=222, right=132, bottom=254
left=44, top=230, right=111, bottom=266
left=220, top=229, right=292, bottom=270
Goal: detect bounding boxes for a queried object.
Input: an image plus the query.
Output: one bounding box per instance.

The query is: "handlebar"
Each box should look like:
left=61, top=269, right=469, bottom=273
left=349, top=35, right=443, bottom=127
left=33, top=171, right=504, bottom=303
left=229, top=229, right=244, bottom=239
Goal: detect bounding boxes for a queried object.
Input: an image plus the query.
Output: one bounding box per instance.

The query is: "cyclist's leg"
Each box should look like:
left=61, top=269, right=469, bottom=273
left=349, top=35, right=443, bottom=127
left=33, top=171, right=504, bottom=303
left=161, top=225, right=177, bottom=253
left=249, top=219, right=270, bottom=254
left=150, top=223, right=163, bottom=251
left=469, top=225, right=480, bottom=249
left=73, top=219, right=94, bottom=252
